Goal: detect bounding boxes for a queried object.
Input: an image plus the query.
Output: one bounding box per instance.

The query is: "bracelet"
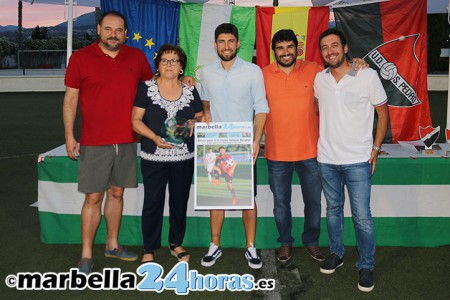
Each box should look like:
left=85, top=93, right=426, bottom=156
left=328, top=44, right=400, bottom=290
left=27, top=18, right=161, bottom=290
left=372, top=144, right=381, bottom=152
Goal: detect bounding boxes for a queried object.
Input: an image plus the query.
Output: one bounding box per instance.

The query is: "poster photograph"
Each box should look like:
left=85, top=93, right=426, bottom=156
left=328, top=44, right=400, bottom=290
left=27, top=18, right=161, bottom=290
left=194, top=122, right=254, bottom=210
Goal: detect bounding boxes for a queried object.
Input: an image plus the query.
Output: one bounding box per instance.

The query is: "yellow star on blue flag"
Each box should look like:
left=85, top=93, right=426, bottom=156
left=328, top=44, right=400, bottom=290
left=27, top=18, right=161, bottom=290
left=102, top=0, right=179, bottom=72
left=145, top=38, right=155, bottom=49
left=132, top=32, right=142, bottom=43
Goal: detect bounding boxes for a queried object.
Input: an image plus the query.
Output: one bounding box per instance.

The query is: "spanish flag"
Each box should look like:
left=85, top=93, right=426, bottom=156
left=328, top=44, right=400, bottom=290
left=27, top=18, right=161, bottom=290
left=255, top=6, right=329, bottom=68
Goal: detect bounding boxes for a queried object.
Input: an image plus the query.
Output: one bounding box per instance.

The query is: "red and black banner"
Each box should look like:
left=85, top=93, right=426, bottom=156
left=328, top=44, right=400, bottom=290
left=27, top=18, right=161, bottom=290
left=334, top=0, right=431, bottom=143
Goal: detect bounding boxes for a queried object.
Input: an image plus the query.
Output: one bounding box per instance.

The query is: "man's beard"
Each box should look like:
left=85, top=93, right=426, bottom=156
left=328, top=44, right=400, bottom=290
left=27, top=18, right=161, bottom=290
left=218, top=50, right=237, bottom=62
left=326, top=54, right=346, bottom=69
left=101, top=37, right=122, bottom=52
left=275, top=54, right=296, bottom=68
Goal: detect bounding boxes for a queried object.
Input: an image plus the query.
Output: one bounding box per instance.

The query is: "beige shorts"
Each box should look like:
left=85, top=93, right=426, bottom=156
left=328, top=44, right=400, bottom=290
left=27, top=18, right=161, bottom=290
left=78, top=143, right=138, bottom=193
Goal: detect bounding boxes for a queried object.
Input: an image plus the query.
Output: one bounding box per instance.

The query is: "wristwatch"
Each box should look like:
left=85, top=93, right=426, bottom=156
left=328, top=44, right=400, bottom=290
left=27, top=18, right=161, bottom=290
left=372, top=144, right=381, bottom=152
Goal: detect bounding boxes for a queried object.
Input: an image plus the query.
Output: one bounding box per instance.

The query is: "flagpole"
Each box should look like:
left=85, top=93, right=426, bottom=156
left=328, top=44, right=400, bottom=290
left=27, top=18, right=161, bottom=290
left=445, top=0, right=450, bottom=141
left=447, top=58, right=450, bottom=133
left=66, top=0, right=74, bottom=66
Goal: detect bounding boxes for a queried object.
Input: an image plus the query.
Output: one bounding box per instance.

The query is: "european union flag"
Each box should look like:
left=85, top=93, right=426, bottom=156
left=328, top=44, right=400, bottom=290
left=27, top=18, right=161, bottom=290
left=101, top=0, right=180, bottom=72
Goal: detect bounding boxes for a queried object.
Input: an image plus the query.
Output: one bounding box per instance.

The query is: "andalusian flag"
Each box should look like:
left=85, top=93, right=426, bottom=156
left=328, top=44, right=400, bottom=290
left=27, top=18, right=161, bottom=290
left=256, top=6, right=329, bottom=68
left=179, top=4, right=256, bottom=81
left=334, top=0, right=432, bottom=143
left=38, top=145, right=450, bottom=247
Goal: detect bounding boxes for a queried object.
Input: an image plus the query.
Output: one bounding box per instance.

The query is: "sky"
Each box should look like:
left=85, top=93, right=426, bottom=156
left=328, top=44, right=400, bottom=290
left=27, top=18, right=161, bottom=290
left=0, top=0, right=447, bottom=28
left=0, top=0, right=95, bottom=28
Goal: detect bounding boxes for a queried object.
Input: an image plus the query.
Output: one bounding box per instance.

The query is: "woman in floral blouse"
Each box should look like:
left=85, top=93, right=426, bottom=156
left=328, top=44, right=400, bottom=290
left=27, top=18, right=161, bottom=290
left=132, top=44, right=203, bottom=263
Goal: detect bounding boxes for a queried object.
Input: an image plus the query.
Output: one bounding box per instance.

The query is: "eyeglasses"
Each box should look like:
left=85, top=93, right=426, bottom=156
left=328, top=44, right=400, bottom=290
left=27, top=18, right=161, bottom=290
left=160, top=58, right=180, bottom=66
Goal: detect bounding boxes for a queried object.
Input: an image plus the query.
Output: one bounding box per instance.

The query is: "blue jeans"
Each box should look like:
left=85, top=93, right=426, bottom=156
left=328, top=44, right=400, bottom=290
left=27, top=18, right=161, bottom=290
left=267, top=158, right=322, bottom=246
left=318, top=162, right=375, bottom=270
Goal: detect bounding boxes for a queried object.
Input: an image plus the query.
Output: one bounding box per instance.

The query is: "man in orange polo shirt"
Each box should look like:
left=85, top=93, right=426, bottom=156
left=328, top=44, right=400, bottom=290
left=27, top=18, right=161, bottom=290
left=262, top=29, right=324, bottom=263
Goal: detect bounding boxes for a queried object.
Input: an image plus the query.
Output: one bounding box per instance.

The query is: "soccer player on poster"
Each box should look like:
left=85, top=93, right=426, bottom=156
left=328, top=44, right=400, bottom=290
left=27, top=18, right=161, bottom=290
left=204, top=148, right=217, bottom=183
left=211, top=147, right=238, bottom=205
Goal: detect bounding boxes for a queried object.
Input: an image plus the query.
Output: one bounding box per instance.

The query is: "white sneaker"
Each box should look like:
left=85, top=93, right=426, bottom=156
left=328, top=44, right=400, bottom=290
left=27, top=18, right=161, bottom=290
left=245, top=243, right=262, bottom=269
left=201, top=242, right=222, bottom=267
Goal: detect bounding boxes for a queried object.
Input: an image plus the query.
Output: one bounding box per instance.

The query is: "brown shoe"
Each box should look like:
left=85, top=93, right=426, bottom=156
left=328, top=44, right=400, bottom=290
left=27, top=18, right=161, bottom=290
left=141, top=251, right=154, bottom=263
left=305, top=246, right=325, bottom=261
left=277, top=245, right=292, bottom=263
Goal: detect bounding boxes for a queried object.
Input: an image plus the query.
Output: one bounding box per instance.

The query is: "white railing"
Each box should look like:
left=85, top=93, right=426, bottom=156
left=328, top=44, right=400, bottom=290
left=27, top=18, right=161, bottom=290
left=16, top=49, right=69, bottom=70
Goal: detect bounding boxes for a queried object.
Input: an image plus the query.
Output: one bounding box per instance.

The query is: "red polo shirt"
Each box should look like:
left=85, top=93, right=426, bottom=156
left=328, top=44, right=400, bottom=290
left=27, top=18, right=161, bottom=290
left=65, top=41, right=153, bottom=146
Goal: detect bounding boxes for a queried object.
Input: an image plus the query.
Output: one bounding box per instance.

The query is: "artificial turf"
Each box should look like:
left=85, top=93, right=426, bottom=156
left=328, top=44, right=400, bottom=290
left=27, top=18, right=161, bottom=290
left=0, top=92, right=449, bottom=299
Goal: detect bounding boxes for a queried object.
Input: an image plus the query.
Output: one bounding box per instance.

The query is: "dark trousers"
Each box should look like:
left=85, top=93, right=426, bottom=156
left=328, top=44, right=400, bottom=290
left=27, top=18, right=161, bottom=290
left=141, top=158, right=194, bottom=253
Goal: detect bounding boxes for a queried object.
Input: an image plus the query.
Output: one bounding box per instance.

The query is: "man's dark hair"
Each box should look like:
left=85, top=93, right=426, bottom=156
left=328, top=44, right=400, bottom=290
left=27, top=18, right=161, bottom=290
left=271, top=29, right=298, bottom=52
left=154, top=44, right=188, bottom=79
left=219, top=146, right=225, bottom=151
left=318, top=28, right=347, bottom=50
left=99, top=11, right=128, bottom=30
left=215, top=23, right=239, bottom=41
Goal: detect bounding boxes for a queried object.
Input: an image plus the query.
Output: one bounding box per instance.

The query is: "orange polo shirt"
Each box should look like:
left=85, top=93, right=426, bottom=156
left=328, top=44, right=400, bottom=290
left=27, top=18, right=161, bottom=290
left=263, top=60, right=323, bottom=161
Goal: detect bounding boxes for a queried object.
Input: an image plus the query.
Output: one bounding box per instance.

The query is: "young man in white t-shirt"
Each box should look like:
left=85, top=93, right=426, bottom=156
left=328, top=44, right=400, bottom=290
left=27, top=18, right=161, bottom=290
left=204, top=148, right=217, bottom=183
left=314, top=28, right=389, bottom=293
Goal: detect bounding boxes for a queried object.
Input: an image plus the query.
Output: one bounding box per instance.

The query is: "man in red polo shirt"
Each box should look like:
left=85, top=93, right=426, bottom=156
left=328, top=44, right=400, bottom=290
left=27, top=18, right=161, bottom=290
left=63, top=10, right=153, bottom=274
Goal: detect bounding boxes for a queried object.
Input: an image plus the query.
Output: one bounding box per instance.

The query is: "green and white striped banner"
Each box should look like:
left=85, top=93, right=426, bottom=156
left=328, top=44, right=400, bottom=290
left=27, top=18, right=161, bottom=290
left=179, top=3, right=255, bottom=80
left=37, top=145, right=450, bottom=247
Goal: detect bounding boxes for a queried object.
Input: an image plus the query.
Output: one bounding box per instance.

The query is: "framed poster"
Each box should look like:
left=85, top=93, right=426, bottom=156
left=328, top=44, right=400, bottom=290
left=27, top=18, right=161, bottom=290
left=194, top=122, right=254, bottom=209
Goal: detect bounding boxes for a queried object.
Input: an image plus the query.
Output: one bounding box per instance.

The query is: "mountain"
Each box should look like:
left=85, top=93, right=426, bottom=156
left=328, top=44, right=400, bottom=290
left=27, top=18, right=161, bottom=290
left=0, top=25, right=19, bottom=33
left=54, top=11, right=96, bottom=29
left=0, top=11, right=95, bottom=34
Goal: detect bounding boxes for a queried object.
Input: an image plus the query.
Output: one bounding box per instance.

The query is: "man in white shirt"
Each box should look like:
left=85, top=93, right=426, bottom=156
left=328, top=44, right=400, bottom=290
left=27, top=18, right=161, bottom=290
left=204, top=148, right=217, bottom=183
left=314, top=28, right=388, bottom=293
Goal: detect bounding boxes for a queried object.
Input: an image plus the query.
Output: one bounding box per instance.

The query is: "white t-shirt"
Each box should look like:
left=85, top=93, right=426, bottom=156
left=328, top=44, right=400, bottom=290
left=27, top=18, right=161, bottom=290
left=314, top=67, right=387, bottom=165
left=205, top=152, right=216, bottom=171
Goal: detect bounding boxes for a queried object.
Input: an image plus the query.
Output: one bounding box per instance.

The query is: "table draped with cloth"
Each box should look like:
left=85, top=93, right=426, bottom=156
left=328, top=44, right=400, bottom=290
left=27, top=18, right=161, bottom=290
left=37, top=143, right=450, bottom=248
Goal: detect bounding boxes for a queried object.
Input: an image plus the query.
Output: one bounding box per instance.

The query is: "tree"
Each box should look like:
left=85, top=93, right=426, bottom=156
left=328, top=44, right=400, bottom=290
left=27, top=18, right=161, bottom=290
left=31, top=26, right=41, bottom=40
left=41, top=27, right=49, bottom=39
left=31, top=25, right=49, bottom=40
left=0, top=38, right=18, bottom=56
left=84, top=32, right=92, bottom=41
